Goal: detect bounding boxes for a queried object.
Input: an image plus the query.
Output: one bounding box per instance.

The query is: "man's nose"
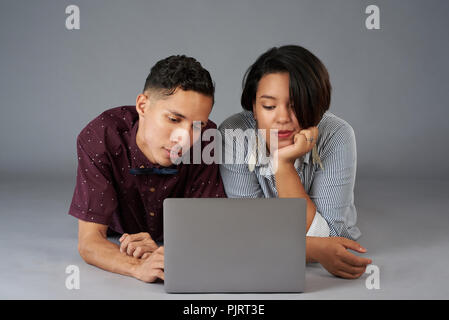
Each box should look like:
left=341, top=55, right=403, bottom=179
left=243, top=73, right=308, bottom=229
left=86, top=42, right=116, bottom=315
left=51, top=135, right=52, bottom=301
left=170, top=127, right=190, bottom=146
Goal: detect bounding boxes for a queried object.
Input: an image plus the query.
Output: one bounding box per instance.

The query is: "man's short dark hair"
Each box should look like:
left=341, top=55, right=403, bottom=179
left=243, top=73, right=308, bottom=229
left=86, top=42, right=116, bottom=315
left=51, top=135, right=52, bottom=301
left=241, top=45, right=331, bottom=128
left=144, top=55, right=215, bottom=103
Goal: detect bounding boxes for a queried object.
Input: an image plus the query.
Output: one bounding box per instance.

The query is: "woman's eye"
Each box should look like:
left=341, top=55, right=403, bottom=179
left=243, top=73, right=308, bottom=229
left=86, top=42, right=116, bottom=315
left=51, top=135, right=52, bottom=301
left=262, top=105, right=275, bottom=110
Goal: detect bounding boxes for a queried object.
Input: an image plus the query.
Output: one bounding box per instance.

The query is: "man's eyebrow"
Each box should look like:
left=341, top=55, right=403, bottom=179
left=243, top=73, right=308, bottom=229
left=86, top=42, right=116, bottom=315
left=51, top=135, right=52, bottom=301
left=258, top=95, right=277, bottom=100
left=168, top=109, right=207, bottom=126
left=168, top=109, right=186, bottom=119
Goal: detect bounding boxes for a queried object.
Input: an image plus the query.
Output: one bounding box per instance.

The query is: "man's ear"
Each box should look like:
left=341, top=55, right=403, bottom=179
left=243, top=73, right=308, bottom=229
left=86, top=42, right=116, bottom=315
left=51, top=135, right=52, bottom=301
left=136, top=93, right=149, bottom=117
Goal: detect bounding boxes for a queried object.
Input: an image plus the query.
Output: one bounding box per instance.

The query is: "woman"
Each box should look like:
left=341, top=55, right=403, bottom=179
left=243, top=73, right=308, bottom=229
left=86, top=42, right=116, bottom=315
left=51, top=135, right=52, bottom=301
left=219, top=45, right=372, bottom=279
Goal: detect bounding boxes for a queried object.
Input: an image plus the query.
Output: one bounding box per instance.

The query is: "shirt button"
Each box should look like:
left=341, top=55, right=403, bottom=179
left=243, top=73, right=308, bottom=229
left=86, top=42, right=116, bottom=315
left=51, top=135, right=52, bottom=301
left=149, top=212, right=155, bottom=216
left=150, top=187, right=155, bottom=192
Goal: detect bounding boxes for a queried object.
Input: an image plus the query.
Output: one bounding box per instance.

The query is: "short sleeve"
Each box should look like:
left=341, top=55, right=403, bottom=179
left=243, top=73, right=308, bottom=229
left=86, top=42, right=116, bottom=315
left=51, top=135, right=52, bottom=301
left=68, top=133, right=118, bottom=225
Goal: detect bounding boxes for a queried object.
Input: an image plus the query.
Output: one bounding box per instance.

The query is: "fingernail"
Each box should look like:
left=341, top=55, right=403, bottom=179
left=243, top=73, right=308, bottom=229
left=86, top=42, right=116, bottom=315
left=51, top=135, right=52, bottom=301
left=359, top=247, right=367, bottom=252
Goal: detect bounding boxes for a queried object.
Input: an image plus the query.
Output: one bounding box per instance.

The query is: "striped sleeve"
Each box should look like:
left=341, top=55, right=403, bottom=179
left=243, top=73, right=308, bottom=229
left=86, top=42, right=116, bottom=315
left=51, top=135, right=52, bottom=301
left=218, top=122, right=264, bottom=198
left=309, top=124, right=361, bottom=240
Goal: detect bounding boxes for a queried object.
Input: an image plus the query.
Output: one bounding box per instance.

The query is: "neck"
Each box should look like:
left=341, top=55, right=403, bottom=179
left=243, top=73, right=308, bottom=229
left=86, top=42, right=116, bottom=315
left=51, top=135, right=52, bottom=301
left=136, top=122, right=157, bottom=165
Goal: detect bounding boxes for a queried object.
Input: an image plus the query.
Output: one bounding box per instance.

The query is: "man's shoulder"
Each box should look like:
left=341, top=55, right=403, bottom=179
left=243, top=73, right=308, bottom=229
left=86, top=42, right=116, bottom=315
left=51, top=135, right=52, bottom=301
left=77, top=106, right=137, bottom=152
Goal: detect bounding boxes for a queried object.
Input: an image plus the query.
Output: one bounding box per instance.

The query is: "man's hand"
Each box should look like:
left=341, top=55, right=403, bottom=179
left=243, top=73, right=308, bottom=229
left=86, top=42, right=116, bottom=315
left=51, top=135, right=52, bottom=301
left=275, top=127, right=319, bottom=165
left=308, top=236, right=372, bottom=279
left=119, top=232, right=159, bottom=258
left=132, top=246, right=165, bottom=283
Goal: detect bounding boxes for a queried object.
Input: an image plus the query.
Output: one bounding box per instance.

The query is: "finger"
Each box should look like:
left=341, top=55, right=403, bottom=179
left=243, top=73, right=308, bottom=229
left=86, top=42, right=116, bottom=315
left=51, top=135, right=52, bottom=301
left=120, top=232, right=151, bottom=253
left=133, top=246, right=143, bottom=258
left=120, top=238, right=129, bottom=253
left=298, top=129, right=316, bottom=146
left=337, top=261, right=367, bottom=275
left=141, top=252, right=151, bottom=259
left=132, top=239, right=158, bottom=251
left=340, top=250, right=372, bottom=267
left=126, top=232, right=151, bottom=242
left=338, top=237, right=368, bottom=253
left=335, top=270, right=361, bottom=280
left=120, top=235, right=134, bottom=253
left=155, top=269, right=165, bottom=281
left=119, top=233, right=129, bottom=242
left=299, top=128, right=312, bottom=139
left=154, top=246, right=164, bottom=254
left=151, top=261, right=165, bottom=270
left=133, top=245, right=157, bottom=258
left=127, top=242, right=138, bottom=256
left=295, top=130, right=310, bottom=143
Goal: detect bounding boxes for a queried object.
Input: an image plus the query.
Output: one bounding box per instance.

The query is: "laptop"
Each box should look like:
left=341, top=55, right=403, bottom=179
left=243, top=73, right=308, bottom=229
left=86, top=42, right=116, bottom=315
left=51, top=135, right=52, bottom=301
left=163, top=198, right=306, bottom=293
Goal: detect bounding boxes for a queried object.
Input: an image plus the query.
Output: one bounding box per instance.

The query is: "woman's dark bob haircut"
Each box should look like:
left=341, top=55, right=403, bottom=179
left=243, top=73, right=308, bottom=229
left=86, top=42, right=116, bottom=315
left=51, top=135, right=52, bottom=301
left=241, top=45, right=331, bottom=128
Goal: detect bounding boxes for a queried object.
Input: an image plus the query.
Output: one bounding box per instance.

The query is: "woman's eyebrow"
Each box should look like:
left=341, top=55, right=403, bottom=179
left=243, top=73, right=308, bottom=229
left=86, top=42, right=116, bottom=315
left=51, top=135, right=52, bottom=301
left=259, top=95, right=277, bottom=100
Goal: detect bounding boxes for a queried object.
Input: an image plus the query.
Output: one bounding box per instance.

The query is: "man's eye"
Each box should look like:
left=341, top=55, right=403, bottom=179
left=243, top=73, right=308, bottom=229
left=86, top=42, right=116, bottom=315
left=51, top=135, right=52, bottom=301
left=168, top=117, right=179, bottom=123
left=262, top=105, right=275, bottom=110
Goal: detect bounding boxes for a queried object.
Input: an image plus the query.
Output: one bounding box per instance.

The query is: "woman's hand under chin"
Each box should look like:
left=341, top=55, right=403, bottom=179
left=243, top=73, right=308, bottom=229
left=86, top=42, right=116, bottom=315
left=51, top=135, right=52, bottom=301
left=274, top=126, right=319, bottom=166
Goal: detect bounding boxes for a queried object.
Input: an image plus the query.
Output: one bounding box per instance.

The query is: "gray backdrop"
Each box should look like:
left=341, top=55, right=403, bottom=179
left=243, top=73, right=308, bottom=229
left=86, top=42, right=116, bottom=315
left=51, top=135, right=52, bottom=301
left=1, top=0, right=448, bottom=180
left=1, top=0, right=449, bottom=300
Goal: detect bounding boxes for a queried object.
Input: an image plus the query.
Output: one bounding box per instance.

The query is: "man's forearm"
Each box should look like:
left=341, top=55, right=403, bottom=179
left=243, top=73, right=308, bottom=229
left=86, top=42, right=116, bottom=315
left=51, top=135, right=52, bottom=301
left=275, top=163, right=316, bottom=231
left=79, top=236, right=141, bottom=278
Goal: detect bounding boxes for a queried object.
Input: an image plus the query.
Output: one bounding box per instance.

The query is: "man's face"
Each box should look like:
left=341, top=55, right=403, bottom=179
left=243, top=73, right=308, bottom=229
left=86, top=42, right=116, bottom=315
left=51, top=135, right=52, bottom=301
left=136, top=88, right=213, bottom=167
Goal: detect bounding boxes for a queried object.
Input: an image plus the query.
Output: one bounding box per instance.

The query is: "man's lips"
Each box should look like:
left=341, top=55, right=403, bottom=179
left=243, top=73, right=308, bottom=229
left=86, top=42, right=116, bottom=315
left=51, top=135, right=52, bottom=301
left=163, top=147, right=182, bottom=157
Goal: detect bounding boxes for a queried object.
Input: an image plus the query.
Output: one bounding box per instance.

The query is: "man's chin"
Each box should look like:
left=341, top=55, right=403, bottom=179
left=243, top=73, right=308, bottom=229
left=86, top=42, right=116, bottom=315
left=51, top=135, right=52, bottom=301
left=159, top=154, right=183, bottom=167
left=158, top=158, right=175, bottom=167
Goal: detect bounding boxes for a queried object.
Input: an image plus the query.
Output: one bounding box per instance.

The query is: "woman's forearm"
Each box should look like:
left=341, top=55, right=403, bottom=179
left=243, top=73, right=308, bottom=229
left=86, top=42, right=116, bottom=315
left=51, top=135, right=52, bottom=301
left=275, top=162, right=316, bottom=231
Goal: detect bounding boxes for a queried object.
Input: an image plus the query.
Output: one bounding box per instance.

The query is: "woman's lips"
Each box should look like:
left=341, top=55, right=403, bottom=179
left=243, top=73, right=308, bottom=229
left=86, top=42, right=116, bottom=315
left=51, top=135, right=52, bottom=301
left=277, top=130, right=294, bottom=138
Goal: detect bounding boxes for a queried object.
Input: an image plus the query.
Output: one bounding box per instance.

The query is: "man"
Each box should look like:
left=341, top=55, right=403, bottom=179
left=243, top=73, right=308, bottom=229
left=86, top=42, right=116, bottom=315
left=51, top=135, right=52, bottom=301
left=68, top=55, right=226, bottom=283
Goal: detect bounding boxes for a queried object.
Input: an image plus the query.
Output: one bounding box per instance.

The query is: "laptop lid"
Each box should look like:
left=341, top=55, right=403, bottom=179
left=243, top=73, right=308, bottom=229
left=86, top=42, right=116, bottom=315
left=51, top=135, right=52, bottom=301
left=163, top=198, right=306, bottom=293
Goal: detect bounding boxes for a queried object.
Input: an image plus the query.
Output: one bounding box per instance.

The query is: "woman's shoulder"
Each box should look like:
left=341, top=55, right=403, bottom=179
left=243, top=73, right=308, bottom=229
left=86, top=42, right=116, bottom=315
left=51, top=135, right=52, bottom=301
left=218, top=110, right=256, bottom=131
left=318, top=111, right=356, bottom=155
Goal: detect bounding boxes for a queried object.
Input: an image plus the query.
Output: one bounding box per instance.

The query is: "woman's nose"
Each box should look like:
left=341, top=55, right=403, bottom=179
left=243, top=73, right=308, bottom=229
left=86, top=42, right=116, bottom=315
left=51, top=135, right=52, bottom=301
left=275, top=106, right=292, bottom=124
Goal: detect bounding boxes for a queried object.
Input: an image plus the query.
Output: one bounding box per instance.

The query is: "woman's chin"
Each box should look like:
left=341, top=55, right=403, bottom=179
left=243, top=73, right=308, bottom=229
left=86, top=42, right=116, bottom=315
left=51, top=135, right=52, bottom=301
left=277, top=140, right=294, bottom=150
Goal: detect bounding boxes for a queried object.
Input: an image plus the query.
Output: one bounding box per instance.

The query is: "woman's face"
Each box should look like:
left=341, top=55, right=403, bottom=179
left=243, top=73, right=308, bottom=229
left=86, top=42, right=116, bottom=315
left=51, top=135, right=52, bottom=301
left=253, top=72, right=301, bottom=152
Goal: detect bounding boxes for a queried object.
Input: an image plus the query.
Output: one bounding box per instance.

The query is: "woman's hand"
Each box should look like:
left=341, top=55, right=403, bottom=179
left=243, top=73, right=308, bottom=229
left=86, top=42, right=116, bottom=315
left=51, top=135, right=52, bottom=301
left=307, top=236, right=372, bottom=279
left=275, top=127, right=319, bottom=165
left=119, top=232, right=159, bottom=258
